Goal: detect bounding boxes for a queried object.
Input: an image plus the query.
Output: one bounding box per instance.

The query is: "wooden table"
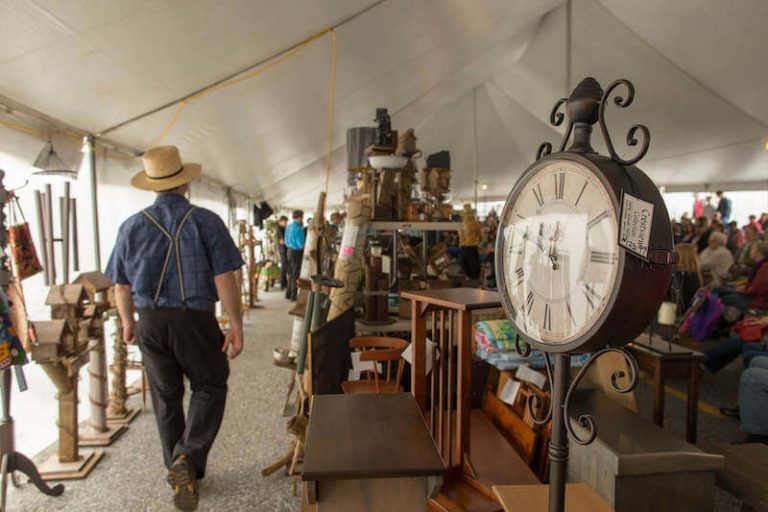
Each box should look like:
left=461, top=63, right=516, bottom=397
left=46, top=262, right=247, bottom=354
left=302, top=393, right=446, bottom=512
left=400, top=288, right=500, bottom=469
left=706, top=442, right=768, bottom=512
left=627, top=334, right=705, bottom=443
left=494, top=483, right=613, bottom=511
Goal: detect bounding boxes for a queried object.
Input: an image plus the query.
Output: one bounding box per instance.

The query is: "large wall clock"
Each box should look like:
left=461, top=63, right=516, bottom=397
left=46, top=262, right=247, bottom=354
left=496, top=78, right=676, bottom=354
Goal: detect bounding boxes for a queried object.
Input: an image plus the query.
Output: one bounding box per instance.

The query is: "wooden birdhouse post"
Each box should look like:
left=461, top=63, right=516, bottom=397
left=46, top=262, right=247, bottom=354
left=72, top=272, right=128, bottom=445
left=33, top=319, right=103, bottom=480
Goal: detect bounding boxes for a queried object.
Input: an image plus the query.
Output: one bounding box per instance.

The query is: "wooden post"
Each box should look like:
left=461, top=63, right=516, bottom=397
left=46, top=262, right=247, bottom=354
left=38, top=361, right=104, bottom=480
left=455, top=310, right=472, bottom=466
left=107, top=313, right=138, bottom=424
left=410, top=299, right=427, bottom=414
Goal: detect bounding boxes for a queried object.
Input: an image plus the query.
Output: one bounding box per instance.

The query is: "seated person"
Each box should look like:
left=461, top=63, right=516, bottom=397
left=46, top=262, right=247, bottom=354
left=727, top=220, right=745, bottom=252
left=672, top=243, right=702, bottom=307
left=739, top=356, right=768, bottom=444
left=712, top=242, right=768, bottom=309
left=705, top=329, right=767, bottom=374
left=693, top=216, right=712, bottom=253
left=731, top=225, right=761, bottom=280
left=699, top=232, right=733, bottom=286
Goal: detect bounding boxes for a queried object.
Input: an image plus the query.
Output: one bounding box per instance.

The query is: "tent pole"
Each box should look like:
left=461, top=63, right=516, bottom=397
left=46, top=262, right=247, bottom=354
left=472, top=87, right=479, bottom=210
left=565, top=0, right=572, bottom=94
left=87, top=135, right=102, bottom=270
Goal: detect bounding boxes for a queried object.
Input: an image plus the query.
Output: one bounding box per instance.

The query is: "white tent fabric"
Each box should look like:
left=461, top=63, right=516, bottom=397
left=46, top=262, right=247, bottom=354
left=1, top=0, right=767, bottom=209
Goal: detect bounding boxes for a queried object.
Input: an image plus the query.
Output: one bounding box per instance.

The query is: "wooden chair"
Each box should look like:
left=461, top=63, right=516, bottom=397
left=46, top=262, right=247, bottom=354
left=341, top=336, right=408, bottom=395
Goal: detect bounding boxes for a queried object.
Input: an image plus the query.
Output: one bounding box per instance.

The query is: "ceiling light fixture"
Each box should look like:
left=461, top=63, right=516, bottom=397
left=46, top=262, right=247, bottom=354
left=33, top=139, right=78, bottom=178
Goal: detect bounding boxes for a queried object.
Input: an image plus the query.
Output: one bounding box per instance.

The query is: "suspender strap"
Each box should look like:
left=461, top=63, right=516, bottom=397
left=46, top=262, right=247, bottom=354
left=141, top=207, right=198, bottom=309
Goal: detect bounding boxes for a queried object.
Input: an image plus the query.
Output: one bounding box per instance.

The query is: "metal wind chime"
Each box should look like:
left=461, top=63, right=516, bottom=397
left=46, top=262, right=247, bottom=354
left=33, top=182, right=79, bottom=285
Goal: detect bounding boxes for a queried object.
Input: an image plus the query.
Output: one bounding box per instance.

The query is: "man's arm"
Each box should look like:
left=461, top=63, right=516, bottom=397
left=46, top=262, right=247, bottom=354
left=215, top=270, right=244, bottom=360
left=114, top=283, right=136, bottom=344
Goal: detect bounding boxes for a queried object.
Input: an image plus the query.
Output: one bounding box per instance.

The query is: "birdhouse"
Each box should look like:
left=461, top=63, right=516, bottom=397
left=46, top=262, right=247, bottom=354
left=31, top=320, right=73, bottom=363
left=46, top=284, right=88, bottom=320
left=72, top=271, right=114, bottom=305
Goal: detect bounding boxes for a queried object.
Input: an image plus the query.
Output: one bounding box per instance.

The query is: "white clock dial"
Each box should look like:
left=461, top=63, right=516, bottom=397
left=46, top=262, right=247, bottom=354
left=499, top=160, right=620, bottom=345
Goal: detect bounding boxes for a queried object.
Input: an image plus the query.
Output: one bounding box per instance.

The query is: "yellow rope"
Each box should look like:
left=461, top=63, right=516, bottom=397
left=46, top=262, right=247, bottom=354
left=0, top=27, right=339, bottom=170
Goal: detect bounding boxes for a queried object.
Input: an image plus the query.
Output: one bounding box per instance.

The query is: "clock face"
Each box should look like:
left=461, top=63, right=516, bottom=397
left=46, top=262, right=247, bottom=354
left=497, top=159, right=621, bottom=346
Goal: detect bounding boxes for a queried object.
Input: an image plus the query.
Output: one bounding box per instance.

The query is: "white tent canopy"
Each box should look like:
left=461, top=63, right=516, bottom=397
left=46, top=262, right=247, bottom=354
left=1, top=0, right=767, bottom=208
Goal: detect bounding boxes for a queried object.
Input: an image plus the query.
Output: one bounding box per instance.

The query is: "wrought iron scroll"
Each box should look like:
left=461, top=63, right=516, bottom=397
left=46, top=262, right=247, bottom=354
left=598, top=79, right=650, bottom=166
left=512, top=335, right=555, bottom=425
left=535, top=98, right=571, bottom=161
left=562, top=346, right=639, bottom=445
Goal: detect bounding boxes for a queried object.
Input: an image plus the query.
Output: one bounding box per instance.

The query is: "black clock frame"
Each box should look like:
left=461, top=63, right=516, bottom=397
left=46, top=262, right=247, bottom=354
left=495, top=150, right=674, bottom=354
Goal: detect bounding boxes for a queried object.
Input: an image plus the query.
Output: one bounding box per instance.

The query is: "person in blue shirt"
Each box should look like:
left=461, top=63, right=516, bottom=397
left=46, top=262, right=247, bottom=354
left=105, top=146, right=243, bottom=510
left=284, top=210, right=305, bottom=301
left=716, top=190, right=732, bottom=223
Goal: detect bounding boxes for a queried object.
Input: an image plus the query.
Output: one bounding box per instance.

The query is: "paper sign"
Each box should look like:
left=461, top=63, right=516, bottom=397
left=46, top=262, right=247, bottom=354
left=498, top=379, right=521, bottom=406
left=401, top=340, right=439, bottom=375
left=338, top=224, right=360, bottom=259
left=515, top=364, right=547, bottom=389
left=619, top=192, right=654, bottom=260
left=348, top=350, right=370, bottom=381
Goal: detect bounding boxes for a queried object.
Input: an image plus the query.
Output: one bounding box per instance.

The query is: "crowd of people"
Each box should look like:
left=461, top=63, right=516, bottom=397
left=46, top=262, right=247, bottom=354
left=671, top=191, right=768, bottom=444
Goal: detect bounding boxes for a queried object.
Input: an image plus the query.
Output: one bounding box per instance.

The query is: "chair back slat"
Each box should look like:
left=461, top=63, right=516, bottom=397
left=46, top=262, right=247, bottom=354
left=359, top=349, right=403, bottom=362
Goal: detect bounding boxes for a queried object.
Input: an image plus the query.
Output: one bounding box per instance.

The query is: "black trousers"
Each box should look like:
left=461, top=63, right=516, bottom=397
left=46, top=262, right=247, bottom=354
left=460, top=246, right=481, bottom=279
left=279, top=245, right=288, bottom=289
left=137, top=307, right=229, bottom=479
left=286, top=247, right=303, bottom=300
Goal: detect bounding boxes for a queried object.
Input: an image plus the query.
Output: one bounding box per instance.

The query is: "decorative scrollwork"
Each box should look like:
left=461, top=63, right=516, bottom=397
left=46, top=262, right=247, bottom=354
left=536, top=142, right=552, bottom=161
left=514, top=334, right=532, bottom=357
left=562, top=347, right=639, bottom=445
left=536, top=97, right=572, bottom=160
left=598, top=79, right=651, bottom=166
left=526, top=352, right=554, bottom=425
left=550, top=98, right=568, bottom=126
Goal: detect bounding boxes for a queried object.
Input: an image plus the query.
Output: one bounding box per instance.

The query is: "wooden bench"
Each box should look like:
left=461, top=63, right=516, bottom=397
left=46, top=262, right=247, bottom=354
left=567, top=389, right=724, bottom=512
left=706, top=442, right=768, bottom=512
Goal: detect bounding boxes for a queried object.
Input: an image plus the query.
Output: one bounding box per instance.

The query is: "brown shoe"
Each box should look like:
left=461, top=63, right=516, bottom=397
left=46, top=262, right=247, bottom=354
left=168, top=455, right=198, bottom=511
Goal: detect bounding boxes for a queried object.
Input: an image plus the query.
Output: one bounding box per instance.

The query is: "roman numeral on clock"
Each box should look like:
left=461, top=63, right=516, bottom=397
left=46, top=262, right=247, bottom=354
left=554, top=172, right=565, bottom=200
left=565, top=300, right=576, bottom=326
left=582, top=283, right=602, bottom=310
left=532, top=183, right=544, bottom=207
left=575, top=181, right=588, bottom=206
left=590, top=250, right=617, bottom=264
left=588, top=210, right=611, bottom=230
left=525, top=291, right=535, bottom=315
left=513, top=267, right=525, bottom=286
left=542, top=303, right=552, bottom=331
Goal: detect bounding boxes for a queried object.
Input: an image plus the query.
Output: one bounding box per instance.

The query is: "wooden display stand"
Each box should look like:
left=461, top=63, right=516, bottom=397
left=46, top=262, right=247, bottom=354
left=106, top=312, right=139, bottom=425
left=37, top=349, right=104, bottom=480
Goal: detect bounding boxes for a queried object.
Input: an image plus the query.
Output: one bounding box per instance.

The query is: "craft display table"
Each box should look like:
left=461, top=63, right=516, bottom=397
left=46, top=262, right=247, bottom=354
left=626, top=333, right=705, bottom=443
left=302, top=393, right=445, bottom=512
left=493, top=483, right=612, bottom=511
left=401, top=287, right=500, bottom=469
left=567, top=389, right=723, bottom=512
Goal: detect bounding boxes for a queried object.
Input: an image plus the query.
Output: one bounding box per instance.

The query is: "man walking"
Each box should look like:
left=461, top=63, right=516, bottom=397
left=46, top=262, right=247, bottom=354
left=284, top=210, right=305, bottom=301
left=105, top=146, right=244, bottom=510
left=277, top=216, right=289, bottom=290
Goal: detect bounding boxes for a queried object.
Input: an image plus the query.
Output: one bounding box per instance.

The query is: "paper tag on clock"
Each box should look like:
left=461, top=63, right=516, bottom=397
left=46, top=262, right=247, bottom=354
left=619, top=192, right=654, bottom=260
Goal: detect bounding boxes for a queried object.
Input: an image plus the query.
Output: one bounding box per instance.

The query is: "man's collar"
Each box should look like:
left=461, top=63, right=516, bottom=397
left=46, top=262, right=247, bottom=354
left=153, top=193, right=190, bottom=206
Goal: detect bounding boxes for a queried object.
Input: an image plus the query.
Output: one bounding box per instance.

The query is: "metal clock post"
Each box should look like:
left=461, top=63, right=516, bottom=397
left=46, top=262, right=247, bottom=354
left=495, top=78, right=677, bottom=512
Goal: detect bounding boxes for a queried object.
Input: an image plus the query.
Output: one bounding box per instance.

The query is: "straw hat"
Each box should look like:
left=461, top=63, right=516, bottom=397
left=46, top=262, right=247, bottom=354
left=131, top=146, right=201, bottom=191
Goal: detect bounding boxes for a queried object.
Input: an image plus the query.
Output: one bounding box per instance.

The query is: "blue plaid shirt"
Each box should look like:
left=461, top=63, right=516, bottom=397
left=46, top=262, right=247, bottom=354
left=105, top=194, right=244, bottom=312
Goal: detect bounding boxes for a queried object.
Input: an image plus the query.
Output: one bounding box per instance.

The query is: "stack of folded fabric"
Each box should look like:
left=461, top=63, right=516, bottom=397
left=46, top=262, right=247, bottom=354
left=474, top=320, right=589, bottom=370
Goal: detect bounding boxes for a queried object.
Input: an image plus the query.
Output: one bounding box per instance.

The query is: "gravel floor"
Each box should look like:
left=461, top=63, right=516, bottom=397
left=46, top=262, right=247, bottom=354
left=8, top=289, right=302, bottom=511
